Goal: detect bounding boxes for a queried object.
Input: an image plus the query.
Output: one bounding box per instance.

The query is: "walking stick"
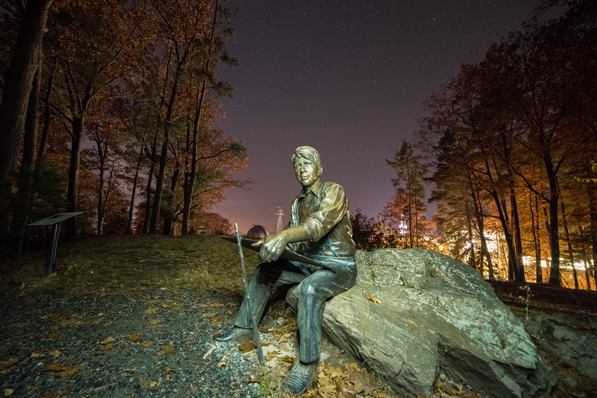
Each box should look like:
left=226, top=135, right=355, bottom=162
left=234, top=223, right=265, bottom=365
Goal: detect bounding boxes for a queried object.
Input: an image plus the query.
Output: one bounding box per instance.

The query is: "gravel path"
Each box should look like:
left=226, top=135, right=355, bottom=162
left=0, top=288, right=272, bottom=397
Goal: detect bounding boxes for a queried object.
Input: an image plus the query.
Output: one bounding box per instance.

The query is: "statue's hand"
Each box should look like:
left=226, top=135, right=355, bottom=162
left=254, top=233, right=287, bottom=262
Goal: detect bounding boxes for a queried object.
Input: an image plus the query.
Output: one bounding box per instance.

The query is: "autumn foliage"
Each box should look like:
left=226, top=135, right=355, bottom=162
left=0, top=0, right=249, bottom=247
left=416, top=0, right=597, bottom=288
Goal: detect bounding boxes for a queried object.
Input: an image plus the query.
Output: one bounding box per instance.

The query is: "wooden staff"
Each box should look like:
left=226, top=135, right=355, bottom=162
left=234, top=223, right=265, bottom=365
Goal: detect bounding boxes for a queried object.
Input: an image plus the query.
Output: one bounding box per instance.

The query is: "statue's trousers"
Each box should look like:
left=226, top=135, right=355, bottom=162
left=234, top=255, right=357, bottom=363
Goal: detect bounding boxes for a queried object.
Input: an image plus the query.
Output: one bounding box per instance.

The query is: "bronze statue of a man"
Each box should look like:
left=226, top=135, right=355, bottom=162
left=216, top=146, right=357, bottom=395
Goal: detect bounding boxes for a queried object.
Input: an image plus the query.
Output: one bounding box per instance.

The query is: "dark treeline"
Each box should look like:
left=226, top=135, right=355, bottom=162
left=0, top=0, right=250, bottom=251
left=415, top=0, right=597, bottom=288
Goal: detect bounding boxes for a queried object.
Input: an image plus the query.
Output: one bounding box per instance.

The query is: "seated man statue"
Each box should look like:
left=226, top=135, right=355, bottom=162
left=216, top=145, right=357, bottom=395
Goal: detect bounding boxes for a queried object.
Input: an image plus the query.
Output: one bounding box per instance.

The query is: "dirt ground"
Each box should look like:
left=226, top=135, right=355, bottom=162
left=2, top=234, right=597, bottom=397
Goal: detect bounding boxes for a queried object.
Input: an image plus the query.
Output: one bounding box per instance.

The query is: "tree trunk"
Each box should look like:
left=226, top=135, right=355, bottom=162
left=66, top=116, right=84, bottom=235
left=464, top=200, right=477, bottom=270
left=127, top=145, right=144, bottom=234
left=510, top=188, right=526, bottom=283
left=143, top=129, right=159, bottom=234
left=0, top=0, right=53, bottom=192
left=96, top=140, right=106, bottom=235
left=530, top=191, right=543, bottom=283
left=182, top=1, right=219, bottom=235
left=16, top=52, right=43, bottom=252
left=162, top=168, right=180, bottom=235
left=587, top=182, right=597, bottom=284
left=560, top=197, right=578, bottom=289
left=149, top=64, right=182, bottom=234
left=36, top=57, right=57, bottom=172
left=544, top=154, right=561, bottom=287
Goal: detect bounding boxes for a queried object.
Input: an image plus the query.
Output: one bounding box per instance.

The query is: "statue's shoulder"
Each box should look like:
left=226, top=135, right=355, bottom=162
left=322, top=181, right=345, bottom=191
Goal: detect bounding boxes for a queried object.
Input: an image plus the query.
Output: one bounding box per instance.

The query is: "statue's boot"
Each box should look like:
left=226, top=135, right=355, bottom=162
left=285, top=361, right=317, bottom=395
left=214, top=327, right=251, bottom=342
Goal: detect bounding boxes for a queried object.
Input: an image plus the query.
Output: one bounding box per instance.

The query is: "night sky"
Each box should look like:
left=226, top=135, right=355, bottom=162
left=213, top=0, right=539, bottom=234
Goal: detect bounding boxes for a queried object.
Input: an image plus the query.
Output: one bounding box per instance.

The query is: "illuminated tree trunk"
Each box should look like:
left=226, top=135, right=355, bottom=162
left=530, top=191, right=543, bottom=283
left=0, top=0, right=53, bottom=193
left=560, top=195, right=579, bottom=289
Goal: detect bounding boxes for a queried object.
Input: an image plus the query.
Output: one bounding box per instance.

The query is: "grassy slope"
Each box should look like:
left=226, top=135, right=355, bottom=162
left=0, top=235, right=261, bottom=296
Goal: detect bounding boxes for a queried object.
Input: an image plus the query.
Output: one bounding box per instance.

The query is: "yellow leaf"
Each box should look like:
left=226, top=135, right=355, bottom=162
left=48, top=350, right=61, bottom=356
left=217, top=361, right=228, bottom=367
left=0, top=359, right=18, bottom=371
left=46, top=332, right=58, bottom=339
left=140, top=342, right=153, bottom=348
left=57, top=365, right=82, bottom=377
left=100, top=337, right=115, bottom=345
left=210, top=303, right=224, bottom=307
left=265, top=350, right=279, bottom=361
left=210, top=318, right=219, bottom=327
left=365, top=294, right=382, bottom=304
left=160, top=345, right=176, bottom=355
left=248, top=374, right=262, bottom=383
left=149, top=381, right=157, bottom=388
left=31, top=352, right=43, bottom=358
left=204, top=312, right=217, bottom=318
left=194, top=291, right=202, bottom=297
left=42, top=361, right=67, bottom=372
left=163, top=367, right=175, bottom=376
left=128, top=333, right=141, bottom=342
left=146, top=319, right=163, bottom=326
left=238, top=341, right=256, bottom=353
left=4, top=388, right=14, bottom=396
left=99, top=343, right=113, bottom=351
left=145, top=307, right=158, bottom=315
left=276, top=355, right=295, bottom=367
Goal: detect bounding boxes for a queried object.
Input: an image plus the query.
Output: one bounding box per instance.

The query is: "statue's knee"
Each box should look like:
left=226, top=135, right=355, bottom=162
left=298, top=281, right=318, bottom=299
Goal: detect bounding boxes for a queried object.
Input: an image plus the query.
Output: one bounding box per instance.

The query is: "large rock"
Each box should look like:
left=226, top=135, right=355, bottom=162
left=525, top=313, right=597, bottom=385
left=286, top=248, right=556, bottom=397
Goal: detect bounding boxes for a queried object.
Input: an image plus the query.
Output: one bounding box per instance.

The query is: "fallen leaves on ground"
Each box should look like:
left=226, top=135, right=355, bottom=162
left=276, top=355, right=295, bottom=368
left=433, top=380, right=481, bottom=398
left=99, top=336, right=115, bottom=350
left=128, top=333, right=141, bottom=342
left=42, top=362, right=67, bottom=372
left=300, top=362, right=383, bottom=398
left=265, top=350, right=279, bottom=361
left=146, top=319, right=163, bottom=326
left=238, top=341, right=256, bottom=353
left=0, top=358, right=19, bottom=371
left=144, top=307, right=158, bottom=315
left=247, top=374, right=262, bottom=384
left=365, top=294, right=382, bottom=304
left=57, top=365, right=82, bottom=378
left=160, top=344, right=176, bottom=355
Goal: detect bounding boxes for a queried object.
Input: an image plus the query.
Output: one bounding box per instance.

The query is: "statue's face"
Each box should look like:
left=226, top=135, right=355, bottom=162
left=293, top=156, right=321, bottom=188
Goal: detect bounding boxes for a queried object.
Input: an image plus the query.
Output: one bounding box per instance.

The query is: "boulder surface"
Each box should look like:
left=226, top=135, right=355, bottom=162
left=287, top=248, right=557, bottom=397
